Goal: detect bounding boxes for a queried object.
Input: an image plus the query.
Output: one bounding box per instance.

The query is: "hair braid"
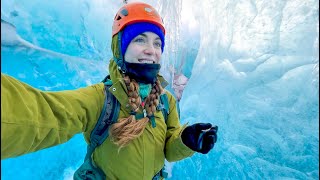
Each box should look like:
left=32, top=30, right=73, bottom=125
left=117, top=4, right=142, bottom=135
left=109, top=75, right=164, bottom=149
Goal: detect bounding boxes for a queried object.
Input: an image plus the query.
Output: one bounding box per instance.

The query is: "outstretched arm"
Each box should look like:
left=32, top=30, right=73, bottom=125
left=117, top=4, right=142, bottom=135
left=1, top=73, right=105, bottom=159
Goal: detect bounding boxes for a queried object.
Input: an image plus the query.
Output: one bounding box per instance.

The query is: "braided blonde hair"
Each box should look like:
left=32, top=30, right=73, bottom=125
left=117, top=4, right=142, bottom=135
left=109, top=75, right=164, bottom=149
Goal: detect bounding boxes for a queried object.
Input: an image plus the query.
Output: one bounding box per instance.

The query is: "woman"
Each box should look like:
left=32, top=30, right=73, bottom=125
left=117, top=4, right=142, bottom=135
left=1, top=2, right=218, bottom=180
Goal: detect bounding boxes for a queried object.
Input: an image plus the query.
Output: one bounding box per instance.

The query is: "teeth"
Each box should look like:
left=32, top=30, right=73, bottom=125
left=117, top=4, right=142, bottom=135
left=140, top=60, right=153, bottom=64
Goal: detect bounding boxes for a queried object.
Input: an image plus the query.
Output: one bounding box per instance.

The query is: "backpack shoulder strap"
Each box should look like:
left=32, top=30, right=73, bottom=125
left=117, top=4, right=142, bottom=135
left=158, top=92, right=170, bottom=122
left=158, top=91, right=181, bottom=122
left=85, top=75, right=120, bottom=159
left=74, top=75, right=120, bottom=180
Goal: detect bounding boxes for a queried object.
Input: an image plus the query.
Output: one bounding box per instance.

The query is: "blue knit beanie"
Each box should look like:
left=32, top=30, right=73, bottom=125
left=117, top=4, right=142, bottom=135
left=121, top=22, right=165, bottom=56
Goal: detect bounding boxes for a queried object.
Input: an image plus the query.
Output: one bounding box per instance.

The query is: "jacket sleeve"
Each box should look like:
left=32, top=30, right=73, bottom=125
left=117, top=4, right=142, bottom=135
left=1, top=73, right=105, bottom=159
left=164, top=90, right=195, bottom=162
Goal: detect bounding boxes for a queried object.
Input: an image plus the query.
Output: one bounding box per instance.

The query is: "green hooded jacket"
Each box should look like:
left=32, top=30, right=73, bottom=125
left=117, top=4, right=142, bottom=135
left=1, top=61, right=194, bottom=179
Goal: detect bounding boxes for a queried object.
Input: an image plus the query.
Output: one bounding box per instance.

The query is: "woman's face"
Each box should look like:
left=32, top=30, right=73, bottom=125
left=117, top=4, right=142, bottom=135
left=124, top=32, right=162, bottom=64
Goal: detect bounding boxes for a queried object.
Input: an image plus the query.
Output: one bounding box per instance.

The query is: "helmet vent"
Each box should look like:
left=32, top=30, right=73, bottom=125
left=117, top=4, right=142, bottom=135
left=116, top=15, right=122, bottom=21
left=144, top=7, right=152, bottom=12
left=121, top=9, right=129, bottom=16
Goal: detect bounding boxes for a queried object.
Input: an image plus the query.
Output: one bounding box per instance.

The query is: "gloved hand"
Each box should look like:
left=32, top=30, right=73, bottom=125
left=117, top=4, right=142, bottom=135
left=181, top=123, right=218, bottom=154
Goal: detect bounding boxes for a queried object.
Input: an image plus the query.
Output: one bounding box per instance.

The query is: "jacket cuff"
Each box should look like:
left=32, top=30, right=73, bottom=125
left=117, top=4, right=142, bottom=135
left=177, top=123, right=195, bottom=156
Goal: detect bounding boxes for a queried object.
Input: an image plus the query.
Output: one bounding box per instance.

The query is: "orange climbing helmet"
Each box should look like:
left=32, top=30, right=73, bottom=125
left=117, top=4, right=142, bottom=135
left=112, top=2, right=165, bottom=36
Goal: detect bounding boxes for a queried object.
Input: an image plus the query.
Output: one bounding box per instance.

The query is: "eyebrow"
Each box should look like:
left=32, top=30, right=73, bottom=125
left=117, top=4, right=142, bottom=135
left=139, top=33, right=161, bottom=40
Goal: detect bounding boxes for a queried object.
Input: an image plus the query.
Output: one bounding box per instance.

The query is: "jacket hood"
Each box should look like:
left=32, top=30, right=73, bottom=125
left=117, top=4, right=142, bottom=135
left=111, top=34, right=122, bottom=62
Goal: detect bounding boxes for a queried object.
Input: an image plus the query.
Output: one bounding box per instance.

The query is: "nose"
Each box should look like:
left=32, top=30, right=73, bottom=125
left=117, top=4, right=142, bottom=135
left=143, top=43, right=156, bottom=55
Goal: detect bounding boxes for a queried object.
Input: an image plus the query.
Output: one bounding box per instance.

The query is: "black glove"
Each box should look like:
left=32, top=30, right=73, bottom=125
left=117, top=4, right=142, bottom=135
left=181, top=123, right=218, bottom=154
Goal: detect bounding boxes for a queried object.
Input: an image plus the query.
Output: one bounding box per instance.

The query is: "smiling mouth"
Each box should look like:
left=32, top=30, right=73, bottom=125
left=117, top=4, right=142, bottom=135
left=138, top=59, right=155, bottom=64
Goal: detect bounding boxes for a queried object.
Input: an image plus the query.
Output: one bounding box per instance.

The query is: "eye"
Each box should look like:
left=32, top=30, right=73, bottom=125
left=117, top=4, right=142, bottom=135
left=133, top=37, right=145, bottom=43
left=154, top=41, right=162, bottom=48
